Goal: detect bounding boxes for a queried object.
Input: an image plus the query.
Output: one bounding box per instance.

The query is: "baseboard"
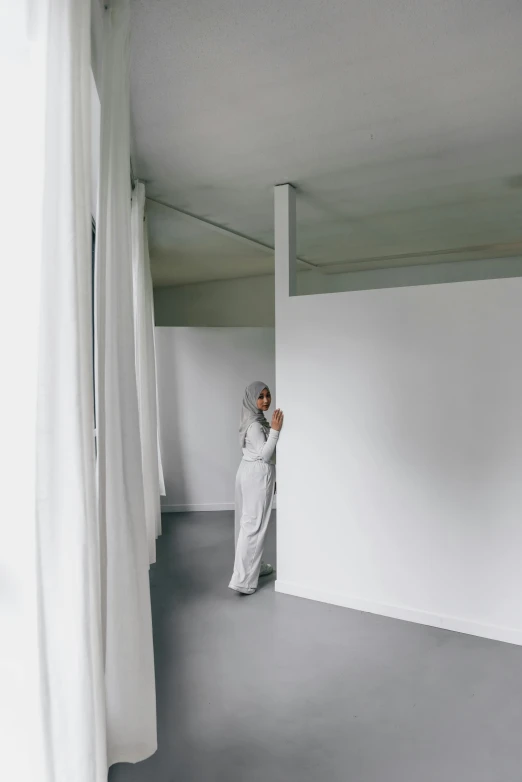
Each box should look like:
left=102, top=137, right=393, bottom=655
left=161, top=503, right=234, bottom=513
left=275, top=580, right=522, bottom=647
left=161, top=497, right=277, bottom=514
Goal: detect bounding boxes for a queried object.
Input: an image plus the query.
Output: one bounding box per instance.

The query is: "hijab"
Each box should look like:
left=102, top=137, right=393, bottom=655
left=239, top=381, right=270, bottom=447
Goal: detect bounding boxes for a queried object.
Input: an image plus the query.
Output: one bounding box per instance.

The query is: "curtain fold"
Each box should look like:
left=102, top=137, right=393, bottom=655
left=146, top=219, right=167, bottom=504
left=131, top=182, right=162, bottom=562
left=36, top=1, right=107, bottom=780
left=95, top=0, right=157, bottom=766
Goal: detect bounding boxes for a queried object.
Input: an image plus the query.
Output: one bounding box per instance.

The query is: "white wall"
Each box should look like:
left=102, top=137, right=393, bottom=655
left=153, top=257, right=522, bottom=327
left=275, top=277, right=522, bottom=645
left=156, top=327, right=275, bottom=511
left=154, top=276, right=275, bottom=327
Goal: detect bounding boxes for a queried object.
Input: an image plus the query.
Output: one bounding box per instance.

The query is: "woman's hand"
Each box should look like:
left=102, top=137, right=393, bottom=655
left=271, top=409, right=284, bottom=431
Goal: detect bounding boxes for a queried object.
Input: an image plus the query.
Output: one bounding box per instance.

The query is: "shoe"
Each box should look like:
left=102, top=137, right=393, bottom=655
left=260, top=562, right=274, bottom=577
left=229, top=584, right=256, bottom=595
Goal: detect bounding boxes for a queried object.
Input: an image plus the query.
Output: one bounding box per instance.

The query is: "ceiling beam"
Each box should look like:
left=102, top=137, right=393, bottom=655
left=146, top=196, right=319, bottom=270
left=319, top=241, right=522, bottom=274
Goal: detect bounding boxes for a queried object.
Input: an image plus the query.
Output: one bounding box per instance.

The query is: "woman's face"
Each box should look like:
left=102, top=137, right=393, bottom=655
left=256, top=388, right=271, bottom=412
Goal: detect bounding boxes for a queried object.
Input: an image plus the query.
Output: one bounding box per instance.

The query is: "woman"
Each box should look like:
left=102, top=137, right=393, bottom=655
left=229, top=381, right=284, bottom=595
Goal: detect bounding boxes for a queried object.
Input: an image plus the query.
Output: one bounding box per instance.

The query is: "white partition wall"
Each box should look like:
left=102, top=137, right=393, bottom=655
left=156, top=327, right=275, bottom=511
left=275, top=189, right=522, bottom=646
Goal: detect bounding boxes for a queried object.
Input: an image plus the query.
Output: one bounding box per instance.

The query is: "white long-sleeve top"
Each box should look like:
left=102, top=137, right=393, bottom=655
left=242, top=422, right=279, bottom=464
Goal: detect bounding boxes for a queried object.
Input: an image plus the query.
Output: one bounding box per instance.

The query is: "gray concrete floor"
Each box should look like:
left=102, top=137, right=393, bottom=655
left=110, top=512, right=522, bottom=782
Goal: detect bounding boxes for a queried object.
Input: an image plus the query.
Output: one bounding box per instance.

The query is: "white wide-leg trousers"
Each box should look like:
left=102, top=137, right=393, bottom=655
left=229, top=459, right=275, bottom=592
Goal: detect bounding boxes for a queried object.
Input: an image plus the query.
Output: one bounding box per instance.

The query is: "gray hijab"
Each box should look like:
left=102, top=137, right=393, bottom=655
left=239, top=381, right=270, bottom=447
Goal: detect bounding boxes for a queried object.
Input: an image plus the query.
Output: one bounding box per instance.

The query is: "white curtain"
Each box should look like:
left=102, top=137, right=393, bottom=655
left=0, top=4, right=47, bottom=780
left=147, top=222, right=167, bottom=504
left=131, top=183, right=162, bottom=563
left=36, top=1, right=108, bottom=779
left=95, top=0, right=157, bottom=767
left=1, top=1, right=109, bottom=780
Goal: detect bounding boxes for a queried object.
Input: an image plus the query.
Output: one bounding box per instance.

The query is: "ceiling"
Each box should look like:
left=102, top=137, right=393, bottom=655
left=130, top=0, right=522, bottom=287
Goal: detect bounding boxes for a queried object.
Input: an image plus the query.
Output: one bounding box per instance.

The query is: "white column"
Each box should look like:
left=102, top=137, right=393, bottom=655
left=273, top=184, right=296, bottom=592
left=274, top=184, right=297, bottom=300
